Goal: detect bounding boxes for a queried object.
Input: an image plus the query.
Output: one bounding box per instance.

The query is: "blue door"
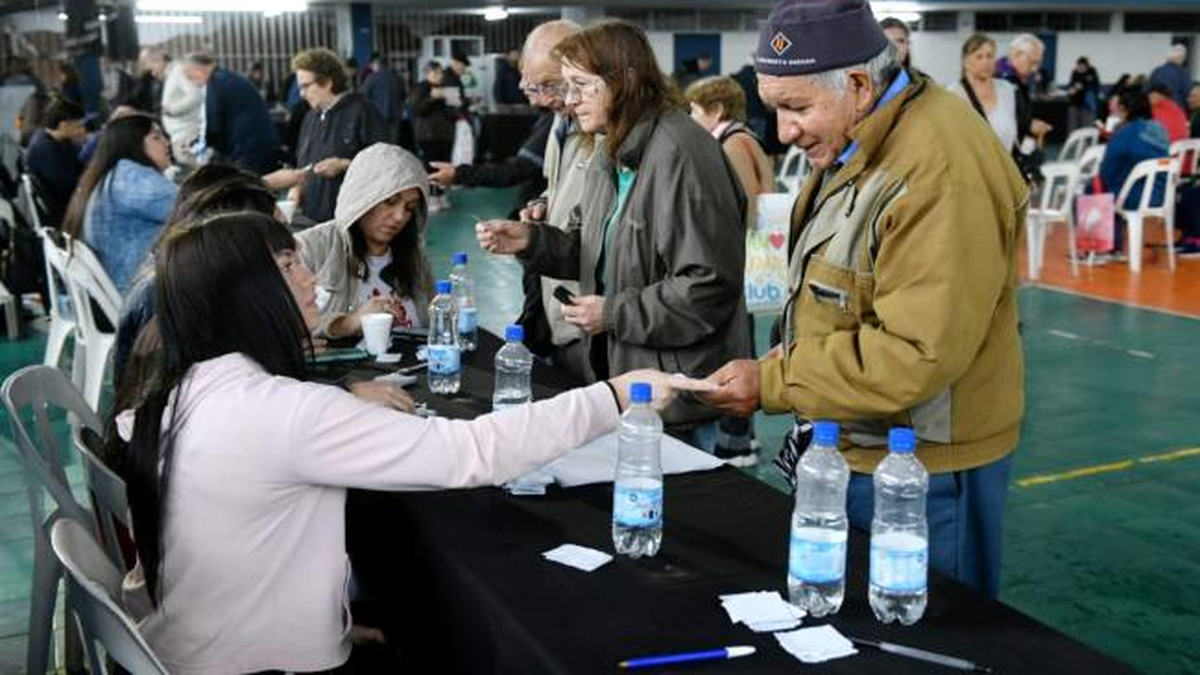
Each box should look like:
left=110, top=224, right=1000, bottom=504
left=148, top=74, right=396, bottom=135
left=674, top=33, right=721, bottom=80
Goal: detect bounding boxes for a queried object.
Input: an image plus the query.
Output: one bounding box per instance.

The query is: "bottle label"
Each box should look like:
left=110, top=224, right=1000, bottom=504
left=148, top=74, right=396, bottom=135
left=458, top=307, right=478, bottom=334
left=612, top=483, right=663, bottom=528
left=427, top=344, right=461, bottom=375
left=870, top=539, right=928, bottom=593
left=788, top=528, right=847, bottom=583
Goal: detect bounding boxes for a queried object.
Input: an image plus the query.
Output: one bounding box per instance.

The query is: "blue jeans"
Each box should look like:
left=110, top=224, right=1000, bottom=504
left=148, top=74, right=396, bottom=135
left=846, top=454, right=1014, bottom=598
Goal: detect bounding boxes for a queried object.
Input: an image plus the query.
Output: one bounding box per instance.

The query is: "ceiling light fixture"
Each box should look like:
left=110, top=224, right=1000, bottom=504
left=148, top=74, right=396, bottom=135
left=483, top=7, right=509, bottom=22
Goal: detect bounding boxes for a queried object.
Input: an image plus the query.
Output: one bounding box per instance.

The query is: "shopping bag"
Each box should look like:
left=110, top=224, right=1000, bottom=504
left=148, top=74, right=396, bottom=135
left=1075, top=191, right=1114, bottom=254
left=451, top=118, right=475, bottom=166
left=744, top=193, right=792, bottom=314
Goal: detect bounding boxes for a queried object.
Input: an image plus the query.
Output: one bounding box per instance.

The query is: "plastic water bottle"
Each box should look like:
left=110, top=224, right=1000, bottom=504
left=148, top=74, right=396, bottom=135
left=869, top=427, right=929, bottom=625
left=449, top=252, right=477, bottom=352
left=612, top=382, right=663, bottom=558
left=427, top=280, right=461, bottom=395
left=788, top=420, right=849, bottom=617
left=493, top=324, right=533, bottom=410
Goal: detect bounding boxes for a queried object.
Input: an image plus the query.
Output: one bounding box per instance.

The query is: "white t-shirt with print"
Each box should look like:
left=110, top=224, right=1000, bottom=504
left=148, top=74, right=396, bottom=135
left=356, top=252, right=422, bottom=329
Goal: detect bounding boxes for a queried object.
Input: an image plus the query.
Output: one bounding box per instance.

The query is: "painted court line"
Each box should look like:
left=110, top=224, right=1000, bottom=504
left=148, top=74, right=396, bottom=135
left=1044, top=328, right=1156, bottom=360
left=1017, top=447, right=1200, bottom=488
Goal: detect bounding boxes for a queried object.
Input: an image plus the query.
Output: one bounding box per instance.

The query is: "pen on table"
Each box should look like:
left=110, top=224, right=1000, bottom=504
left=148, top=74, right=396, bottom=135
left=849, top=637, right=992, bottom=673
left=618, top=645, right=755, bottom=670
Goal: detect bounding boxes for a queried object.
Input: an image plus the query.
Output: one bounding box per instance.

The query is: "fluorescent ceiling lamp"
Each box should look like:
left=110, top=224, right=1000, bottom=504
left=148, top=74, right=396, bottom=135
left=57, top=12, right=67, bottom=20
left=135, top=14, right=203, bottom=24
left=871, top=2, right=921, bottom=22
left=483, top=7, right=508, bottom=21
left=137, top=0, right=306, bottom=12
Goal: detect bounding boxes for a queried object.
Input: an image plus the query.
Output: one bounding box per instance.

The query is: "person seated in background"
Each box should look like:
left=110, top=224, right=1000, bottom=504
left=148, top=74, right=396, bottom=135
left=112, top=210, right=697, bottom=674
left=478, top=20, right=751, bottom=449
left=182, top=51, right=282, bottom=174
left=297, top=143, right=434, bottom=339
left=25, top=96, right=88, bottom=226
left=1095, top=89, right=1169, bottom=262
left=1148, top=81, right=1189, bottom=143
left=264, top=48, right=391, bottom=225
left=62, top=114, right=177, bottom=292
left=1188, top=83, right=1200, bottom=139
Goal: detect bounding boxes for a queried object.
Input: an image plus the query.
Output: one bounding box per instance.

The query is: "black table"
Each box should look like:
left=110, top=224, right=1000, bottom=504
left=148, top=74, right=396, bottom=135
left=337, top=333, right=1134, bottom=675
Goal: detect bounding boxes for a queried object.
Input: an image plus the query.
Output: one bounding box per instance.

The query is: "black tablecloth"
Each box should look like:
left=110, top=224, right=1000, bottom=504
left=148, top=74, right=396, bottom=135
left=336, top=333, right=1133, bottom=675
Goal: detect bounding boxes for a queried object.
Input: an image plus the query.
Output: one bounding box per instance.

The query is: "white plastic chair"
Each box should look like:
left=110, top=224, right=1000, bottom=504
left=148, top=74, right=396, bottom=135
left=19, top=173, right=45, bottom=230
left=2, top=364, right=101, bottom=675
left=1027, top=162, right=1081, bottom=280
left=41, top=229, right=78, bottom=372
left=1116, top=157, right=1179, bottom=274
left=0, top=199, right=21, bottom=339
left=777, top=145, right=810, bottom=195
left=64, top=238, right=121, bottom=410
left=1169, top=138, right=1200, bottom=179
left=1076, top=144, right=1105, bottom=186
left=1058, top=127, right=1099, bottom=164
left=51, top=518, right=169, bottom=675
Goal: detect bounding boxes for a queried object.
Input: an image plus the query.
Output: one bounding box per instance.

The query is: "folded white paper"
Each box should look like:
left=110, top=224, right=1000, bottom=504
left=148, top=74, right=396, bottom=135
left=546, top=431, right=724, bottom=488
left=542, top=544, right=613, bottom=572
left=719, top=591, right=805, bottom=633
left=775, top=625, right=858, bottom=663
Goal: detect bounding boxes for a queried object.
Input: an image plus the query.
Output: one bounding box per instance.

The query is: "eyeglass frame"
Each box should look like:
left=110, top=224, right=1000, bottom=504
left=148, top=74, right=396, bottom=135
left=520, top=81, right=568, bottom=98
left=563, top=77, right=606, bottom=103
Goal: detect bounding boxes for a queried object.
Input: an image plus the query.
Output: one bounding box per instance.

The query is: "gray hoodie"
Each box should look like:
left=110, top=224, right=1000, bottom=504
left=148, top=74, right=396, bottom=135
left=297, top=143, right=434, bottom=336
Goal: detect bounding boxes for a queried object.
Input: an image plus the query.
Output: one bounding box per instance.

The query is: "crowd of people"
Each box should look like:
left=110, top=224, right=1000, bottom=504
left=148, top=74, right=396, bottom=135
left=1, top=0, right=1196, bottom=671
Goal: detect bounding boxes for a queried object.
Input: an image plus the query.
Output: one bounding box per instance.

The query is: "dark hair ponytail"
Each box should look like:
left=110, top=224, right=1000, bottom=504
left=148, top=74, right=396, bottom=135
left=125, top=212, right=309, bottom=604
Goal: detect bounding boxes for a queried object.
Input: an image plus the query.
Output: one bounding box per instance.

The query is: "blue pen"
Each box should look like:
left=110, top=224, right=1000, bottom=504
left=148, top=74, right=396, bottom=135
left=618, top=645, right=756, bottom=669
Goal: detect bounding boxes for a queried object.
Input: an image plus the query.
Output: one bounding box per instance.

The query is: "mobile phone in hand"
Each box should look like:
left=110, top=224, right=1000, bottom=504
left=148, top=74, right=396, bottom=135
left=553, top=285, right=576, bottom=305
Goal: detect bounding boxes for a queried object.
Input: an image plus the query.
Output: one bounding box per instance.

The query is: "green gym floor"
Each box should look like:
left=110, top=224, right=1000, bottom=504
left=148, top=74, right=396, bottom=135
left=1, top=186, right=1197, bottom=674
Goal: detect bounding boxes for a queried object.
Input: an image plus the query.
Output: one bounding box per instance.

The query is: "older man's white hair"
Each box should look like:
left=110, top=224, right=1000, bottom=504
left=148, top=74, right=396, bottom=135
left=810, top=40, right=903, bottom=97
left=1169, top=43, right=1188, bottom=62
left=522, top=19, right=580, bottom=60
left=1009, top=33, right=1044, bottom=57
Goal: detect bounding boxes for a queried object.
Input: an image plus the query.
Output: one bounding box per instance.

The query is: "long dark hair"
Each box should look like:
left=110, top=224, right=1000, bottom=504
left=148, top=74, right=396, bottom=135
left=63, top=114, right=161, bottom=237
left=554, top=20, right=684, bottom=162
left=349, top=192, right=431, bottom=300
left=125, top=212, right=310, bottom=604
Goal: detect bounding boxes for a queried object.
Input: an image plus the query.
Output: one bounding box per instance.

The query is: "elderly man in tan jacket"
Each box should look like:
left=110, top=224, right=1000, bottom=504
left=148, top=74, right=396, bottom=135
left=703, top=0, right=1027, bottom=599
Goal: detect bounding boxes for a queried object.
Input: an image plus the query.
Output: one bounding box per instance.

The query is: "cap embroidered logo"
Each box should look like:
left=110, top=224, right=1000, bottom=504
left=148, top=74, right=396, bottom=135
left=771, top=31, right=793, bottom=56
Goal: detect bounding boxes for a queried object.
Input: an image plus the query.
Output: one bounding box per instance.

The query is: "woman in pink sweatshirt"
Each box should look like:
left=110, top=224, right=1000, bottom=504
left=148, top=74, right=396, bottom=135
left=117, top=211, right=698, bottom=674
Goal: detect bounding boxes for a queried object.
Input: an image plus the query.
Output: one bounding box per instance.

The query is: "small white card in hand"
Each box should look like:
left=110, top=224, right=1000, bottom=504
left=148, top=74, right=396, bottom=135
left=373, top=372, right=418, bottom=387
left=775, top=625, right=858, bottom=663
left=375, top=353, right=403, bottom=364
left=542, top=544, right=612, bottom=572
left=719, top=591, right=804, bottom=633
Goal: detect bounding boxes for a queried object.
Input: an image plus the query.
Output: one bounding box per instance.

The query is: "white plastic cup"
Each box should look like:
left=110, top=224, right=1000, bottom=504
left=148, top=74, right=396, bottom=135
left=361, top=313, right=393, bottom=356
left=277, top=199, right=297, bottom=224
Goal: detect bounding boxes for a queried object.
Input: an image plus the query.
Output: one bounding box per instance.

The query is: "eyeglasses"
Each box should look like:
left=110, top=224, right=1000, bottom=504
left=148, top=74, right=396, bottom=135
left=521, top=82, right=567, bottom=98
left=563, top=78, right=605, bottom=103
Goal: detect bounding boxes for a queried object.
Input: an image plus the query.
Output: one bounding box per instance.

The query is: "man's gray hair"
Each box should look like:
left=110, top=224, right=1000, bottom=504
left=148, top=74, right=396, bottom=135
left=810, top=41, right=902, bottom=96
left=181, top=51, right=215, bottom=68
left=1009, top=33, right=1044, bottom=57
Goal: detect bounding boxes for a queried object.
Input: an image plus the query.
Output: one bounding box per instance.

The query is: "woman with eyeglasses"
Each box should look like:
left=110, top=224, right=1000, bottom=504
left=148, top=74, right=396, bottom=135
left=114, top=209, right=698, bottom=674
left=477, top=20, right=751, bottom=448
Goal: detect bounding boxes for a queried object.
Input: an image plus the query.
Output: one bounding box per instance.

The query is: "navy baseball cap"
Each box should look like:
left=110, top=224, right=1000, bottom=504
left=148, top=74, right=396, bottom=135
left=756, top=0, right=890, bottom=76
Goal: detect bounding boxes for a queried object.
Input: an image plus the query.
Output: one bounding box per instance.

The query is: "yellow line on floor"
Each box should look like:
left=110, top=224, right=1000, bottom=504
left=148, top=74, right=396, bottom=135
left=1016, top=447, right=1200, bottom=488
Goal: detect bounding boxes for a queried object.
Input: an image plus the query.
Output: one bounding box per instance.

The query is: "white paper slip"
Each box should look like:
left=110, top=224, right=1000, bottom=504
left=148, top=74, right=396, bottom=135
left=373, top=372, right=418, bottom=387
left=775, top=625, right=858, bottom=664
left=548, top=431, right=724, bottom=488
left=374, top=353, right=403, bottom=364
left=719, top=591, right=804, bottom=633
left=542, top=544, right=613, bottom=572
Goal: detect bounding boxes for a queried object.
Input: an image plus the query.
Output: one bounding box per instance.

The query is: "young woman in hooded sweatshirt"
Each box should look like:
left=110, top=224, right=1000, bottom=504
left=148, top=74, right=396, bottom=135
left=297, top=142, right=434, bottom=338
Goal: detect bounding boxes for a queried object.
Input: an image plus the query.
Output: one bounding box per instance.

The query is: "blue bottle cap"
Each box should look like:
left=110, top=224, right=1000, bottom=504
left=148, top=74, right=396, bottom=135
left=629, top=382, right=652, bottom=404
left=452, top=252, right=468, bottom=265
left=435, top=280, right=452, bottom=294
left=505, top=324, right=524, bottom=342
left=812, top=420, right=840, bottom=445
left=889, top=427, right=917, bottom=453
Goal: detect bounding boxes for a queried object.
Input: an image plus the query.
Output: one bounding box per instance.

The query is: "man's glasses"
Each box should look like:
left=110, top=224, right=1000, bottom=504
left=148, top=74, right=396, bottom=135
left=521, top=82, right=568, bottom=98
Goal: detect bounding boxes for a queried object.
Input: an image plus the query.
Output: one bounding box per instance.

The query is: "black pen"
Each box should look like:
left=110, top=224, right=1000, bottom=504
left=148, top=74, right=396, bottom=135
left=850, top=637, right=993, bottom=673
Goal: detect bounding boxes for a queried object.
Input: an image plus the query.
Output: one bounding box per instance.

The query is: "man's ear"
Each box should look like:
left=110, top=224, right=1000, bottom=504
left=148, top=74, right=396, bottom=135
left=849, top=70, right=876, bottom=116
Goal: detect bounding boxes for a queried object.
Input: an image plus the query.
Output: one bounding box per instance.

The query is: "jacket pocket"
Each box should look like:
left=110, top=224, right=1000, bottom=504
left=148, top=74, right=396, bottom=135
left=795, top=257, right=861, bottom=335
